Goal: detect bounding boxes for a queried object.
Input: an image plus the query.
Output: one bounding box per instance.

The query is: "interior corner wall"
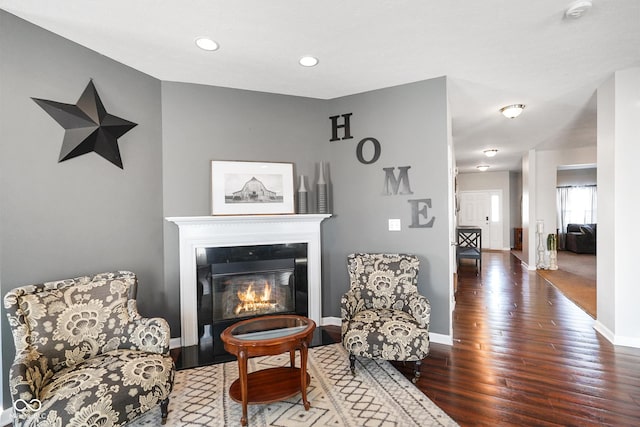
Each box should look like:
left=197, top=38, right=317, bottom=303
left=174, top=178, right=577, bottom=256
left=596, top=68, right=640, bottom=347
left=160, top=81, right=328, bottom=335
left=0, top=11, right=164, bottom=408
left=324, top=77, right=452, bottom=335
left=521, top=151, right=534, bottom=269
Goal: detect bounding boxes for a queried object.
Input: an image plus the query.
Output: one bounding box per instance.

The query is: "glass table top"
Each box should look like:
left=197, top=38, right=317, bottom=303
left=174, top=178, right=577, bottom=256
left=230, top=316, right=310, bottom=341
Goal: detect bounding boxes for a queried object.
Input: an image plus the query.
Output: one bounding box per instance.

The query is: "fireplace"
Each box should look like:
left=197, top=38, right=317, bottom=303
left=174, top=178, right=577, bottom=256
left=196, top=243, right=308, bottom=355
left=167, top=214, right=330, bottom=349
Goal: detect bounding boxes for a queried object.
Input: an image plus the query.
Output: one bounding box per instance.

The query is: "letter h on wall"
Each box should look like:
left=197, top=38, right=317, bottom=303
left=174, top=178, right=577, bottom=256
left=329, top=113, right=353, bottom=141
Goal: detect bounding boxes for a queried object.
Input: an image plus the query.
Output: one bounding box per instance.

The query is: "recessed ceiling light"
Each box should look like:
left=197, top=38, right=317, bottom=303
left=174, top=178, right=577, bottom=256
left=565, top=0, right=592, bottom=19
left=195, top=37, right=219, bottom=51
left=484, top=149, right=498, bottom=157
left=500, top=104, right=525, bottom=119
left=477, top=165, right=490, bottom=172
left=299, top=56, right=319, bottom=67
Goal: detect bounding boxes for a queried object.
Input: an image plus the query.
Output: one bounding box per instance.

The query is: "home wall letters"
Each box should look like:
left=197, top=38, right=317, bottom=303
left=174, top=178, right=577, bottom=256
left=330, top=113, right=435, bottom=228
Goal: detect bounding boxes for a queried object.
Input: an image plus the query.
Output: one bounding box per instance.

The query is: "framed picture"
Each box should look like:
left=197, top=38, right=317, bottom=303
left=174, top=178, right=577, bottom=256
left=211, top=160, right=295, bottom=215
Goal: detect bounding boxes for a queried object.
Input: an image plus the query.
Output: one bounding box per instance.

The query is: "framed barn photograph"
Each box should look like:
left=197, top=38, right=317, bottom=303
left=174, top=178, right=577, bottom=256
left=211, top=160, right=295, bottom=215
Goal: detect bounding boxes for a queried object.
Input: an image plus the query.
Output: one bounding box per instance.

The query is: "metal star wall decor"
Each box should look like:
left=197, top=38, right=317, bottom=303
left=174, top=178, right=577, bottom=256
left=32, top=80, right=137, bottom=169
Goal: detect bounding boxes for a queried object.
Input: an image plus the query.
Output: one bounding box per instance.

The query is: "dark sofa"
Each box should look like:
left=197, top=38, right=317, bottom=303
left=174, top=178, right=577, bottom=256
left=566, top=223, right=596, bottom=254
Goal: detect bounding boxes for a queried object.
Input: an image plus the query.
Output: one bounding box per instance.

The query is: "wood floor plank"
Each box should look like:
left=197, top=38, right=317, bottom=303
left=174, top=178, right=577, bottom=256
left=390, top=251, right=640, bottom=426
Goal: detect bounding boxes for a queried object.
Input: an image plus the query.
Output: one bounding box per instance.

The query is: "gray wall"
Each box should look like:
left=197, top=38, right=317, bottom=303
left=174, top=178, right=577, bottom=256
left=557, top=167, right=597, bottom=186
left=1, top=11, right=454, bottom=408
left=0, top=11, right=164, bottom=406
left=325, top=78, right=452, bottom=334
left=160, top=81, right=327, bottom=334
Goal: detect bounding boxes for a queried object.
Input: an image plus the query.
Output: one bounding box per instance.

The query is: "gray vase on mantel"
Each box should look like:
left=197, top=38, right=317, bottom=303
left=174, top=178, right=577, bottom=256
left=316, top=161, right=328, bottom=214
left=297, top=175, right=308, bottom=214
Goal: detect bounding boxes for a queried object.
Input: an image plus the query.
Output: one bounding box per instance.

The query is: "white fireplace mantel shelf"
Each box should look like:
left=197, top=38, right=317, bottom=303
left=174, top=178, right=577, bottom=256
left=167, top=214, right=331, bottom=347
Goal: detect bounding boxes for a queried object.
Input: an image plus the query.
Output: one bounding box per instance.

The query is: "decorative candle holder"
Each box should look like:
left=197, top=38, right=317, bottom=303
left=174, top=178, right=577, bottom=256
left=547, top=233, right=558, bottom=270
left=536, top=220, right=546, bottom=269
left=297, top=175, right=308, bottom=214
left=316, top=161, right=328, bottom=214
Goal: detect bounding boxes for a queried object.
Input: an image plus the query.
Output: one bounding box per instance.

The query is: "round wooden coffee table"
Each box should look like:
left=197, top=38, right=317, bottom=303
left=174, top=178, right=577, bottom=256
left=220, top=314, right=316, bottom=426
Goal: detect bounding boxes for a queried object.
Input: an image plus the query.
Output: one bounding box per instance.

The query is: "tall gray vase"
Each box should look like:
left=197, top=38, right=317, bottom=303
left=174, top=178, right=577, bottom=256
left=297, top=175, right=308, bottom=214
left=316, top=161, right=328, bottom=214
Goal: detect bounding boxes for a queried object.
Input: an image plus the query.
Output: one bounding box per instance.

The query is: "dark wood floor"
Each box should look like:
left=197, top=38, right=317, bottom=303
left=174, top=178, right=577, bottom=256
left=391, top=251, right=640, bottom=426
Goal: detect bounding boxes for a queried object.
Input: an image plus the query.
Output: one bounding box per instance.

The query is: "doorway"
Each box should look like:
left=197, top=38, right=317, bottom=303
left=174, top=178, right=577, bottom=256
left=458, top=190, right=503, bottom=250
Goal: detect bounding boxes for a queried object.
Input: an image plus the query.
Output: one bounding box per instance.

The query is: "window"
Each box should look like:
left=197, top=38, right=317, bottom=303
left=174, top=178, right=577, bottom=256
left=491, top=194, right=500, bottom=222
left=556, top=185, right=597, bottom=231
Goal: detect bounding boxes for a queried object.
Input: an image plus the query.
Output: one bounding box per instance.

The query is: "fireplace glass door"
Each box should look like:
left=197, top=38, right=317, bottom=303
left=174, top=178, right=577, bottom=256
left=212, top=260, right=295, bottom=321
left=195, top=243, right=308, bottom=356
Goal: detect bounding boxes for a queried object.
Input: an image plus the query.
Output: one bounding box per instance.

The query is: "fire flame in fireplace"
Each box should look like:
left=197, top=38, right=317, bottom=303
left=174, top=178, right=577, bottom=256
left=234, top=282, right=277, bottom=315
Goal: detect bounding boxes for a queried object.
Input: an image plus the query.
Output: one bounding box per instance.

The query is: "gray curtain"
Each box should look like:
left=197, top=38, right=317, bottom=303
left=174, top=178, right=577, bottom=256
left=557, top=187, right=569, bottom=250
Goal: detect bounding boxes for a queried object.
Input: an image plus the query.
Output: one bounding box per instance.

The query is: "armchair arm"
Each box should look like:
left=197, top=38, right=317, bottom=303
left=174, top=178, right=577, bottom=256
left=8, top=354, right=53, bottom=421
left=125, top=299, right=171, bottom=354
left=405, top=294, right=431, bottom=329
left=341, top=289, right=364, bottom=321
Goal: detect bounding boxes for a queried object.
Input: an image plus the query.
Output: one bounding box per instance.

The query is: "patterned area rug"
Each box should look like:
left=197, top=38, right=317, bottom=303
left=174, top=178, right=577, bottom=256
left=130, top=343, right=457, bottom=426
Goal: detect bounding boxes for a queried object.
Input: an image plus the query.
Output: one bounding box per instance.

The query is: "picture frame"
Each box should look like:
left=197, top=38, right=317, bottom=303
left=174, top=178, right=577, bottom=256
left=211, top=160, right=295, bottom=215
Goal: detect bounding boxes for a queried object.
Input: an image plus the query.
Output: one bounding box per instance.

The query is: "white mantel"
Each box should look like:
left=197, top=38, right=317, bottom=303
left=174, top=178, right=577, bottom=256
left=167, top=214, right=331, bottom=347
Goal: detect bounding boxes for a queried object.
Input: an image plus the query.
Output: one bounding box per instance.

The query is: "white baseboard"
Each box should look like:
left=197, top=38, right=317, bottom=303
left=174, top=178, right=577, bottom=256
left=321, top=316, right=341, bottom=326
left=429, top=332, right=453, bottom=346
left=169, top=317, right=453, bottom=347
left=1, top=408, right=13, bottom=426
left=319, top=317, right=453, bottom=346
left=170, top=337, right=182, bottom=350
left=594, top=321, right=640, bottom=348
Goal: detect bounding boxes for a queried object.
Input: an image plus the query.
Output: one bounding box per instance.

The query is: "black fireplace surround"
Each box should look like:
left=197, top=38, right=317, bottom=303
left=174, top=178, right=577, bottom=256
left=195, top=243, right=308, bottom=359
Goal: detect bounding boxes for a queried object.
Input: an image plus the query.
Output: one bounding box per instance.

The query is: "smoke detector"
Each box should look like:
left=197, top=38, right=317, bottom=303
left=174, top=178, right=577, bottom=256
left=565, top=1, right=592, bottom=19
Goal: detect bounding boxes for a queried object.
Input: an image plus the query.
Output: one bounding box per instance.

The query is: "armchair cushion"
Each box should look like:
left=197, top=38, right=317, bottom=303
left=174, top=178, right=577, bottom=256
left=4, top=271, right=174, bottom=427
left=342, top=308, right=430, bottom=361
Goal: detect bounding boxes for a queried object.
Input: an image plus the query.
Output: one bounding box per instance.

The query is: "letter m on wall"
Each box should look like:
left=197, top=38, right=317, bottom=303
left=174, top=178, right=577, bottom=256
left=383, top=166, right=413, bottom=195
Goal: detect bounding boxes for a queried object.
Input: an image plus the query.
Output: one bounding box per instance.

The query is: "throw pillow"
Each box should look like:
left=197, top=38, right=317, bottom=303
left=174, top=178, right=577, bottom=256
left=580, top=225, right=594, bottom=236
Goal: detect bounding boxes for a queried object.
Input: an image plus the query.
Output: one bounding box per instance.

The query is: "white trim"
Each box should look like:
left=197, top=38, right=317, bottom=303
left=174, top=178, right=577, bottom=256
left=430, top=332, right=453, bottom=346
left=166, top=214, right=331, bottom=347
left=168, top=320, right=453, bottom=349
left=594, top=321, right=640, bottom=348
left=321, top=316, right=341, bottom=327
left=169, top=338, right=182, bottom=350
left=594, top=320, right=614, bottom=343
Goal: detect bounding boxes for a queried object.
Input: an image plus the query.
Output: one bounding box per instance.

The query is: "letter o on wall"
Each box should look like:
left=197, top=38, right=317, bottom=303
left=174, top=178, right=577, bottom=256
left=356, top=137, right=381, bottom=164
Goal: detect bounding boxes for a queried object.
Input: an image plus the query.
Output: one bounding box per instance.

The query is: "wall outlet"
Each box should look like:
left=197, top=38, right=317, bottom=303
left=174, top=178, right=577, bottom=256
left=388, top=219, right=401, bottom=231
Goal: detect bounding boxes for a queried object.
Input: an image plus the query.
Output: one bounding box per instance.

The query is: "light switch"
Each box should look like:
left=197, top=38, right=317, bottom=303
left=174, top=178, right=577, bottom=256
left=388, top=219, right=401, bottom=231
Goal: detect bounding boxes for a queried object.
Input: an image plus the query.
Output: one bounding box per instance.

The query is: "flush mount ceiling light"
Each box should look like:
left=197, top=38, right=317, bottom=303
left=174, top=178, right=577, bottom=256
left=483, top=149, right=498, bottom=157
left=299, top=56, right=319, bottom=67
left=500, top=104, right=525, bottom=119
left=195, top=37, right=219, bottom=51
left=565, top=0, right=593, bottom=19
left=477, top=165, right=490, bottom=172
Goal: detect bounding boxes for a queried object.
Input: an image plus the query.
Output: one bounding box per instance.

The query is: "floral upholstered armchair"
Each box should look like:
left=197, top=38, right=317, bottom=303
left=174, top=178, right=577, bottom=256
left=341, top=253, right=431, bottom=383
left=3, top=271, right=175, bottom=427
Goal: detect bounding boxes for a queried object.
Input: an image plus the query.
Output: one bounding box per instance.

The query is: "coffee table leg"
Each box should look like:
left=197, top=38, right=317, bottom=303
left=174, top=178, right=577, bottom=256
left=300, top=342, right=310, bottom=410
left=289, top=349, right=295, bottom=368
left=238, top=349, right=248, bottom=426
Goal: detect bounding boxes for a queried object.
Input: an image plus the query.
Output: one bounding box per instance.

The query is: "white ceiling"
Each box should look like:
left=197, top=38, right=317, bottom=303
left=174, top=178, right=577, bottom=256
left=2, top=0, right=639, bottom=173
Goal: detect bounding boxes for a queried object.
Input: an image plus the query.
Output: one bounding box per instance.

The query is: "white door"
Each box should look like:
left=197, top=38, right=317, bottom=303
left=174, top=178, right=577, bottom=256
left=458, top=190, right=503, bottom=249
